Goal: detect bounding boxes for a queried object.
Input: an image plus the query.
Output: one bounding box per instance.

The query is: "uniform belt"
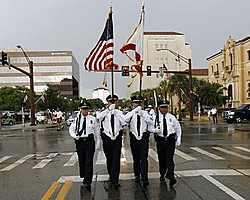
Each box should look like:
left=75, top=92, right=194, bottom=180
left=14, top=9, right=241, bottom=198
left=157, top=133, right=176, bottom=141
left=78, top=133, right=94, bottom=141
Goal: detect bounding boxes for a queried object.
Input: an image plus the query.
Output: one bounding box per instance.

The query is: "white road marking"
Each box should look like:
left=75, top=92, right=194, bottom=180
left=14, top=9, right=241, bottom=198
left=190, top=147, right=225, bottom=160
left=46, top=153, right=58, bottom=158
left=0, top=155, right=12, bottom=164
left=237, top=169, right=250, bottom=175
left=213, top=147, right=250, bottom=160
left=235, top=147, right=250, bottom=153
left=121, top=149, right=133, bottom=163
left=96, top=151, right=106, bottom=165
left=63, top=152, right=78, bottom=166
left=202, top=175, right=245, bottom=200
left=0, top=154, right=34, bottom=171
left=32, top=159, right=52, bottom=169
left=175, top=149, right=197, bottom=160
left=148, top=149, right=159, bottom=162
left=60, top=152, right=74, bottom=156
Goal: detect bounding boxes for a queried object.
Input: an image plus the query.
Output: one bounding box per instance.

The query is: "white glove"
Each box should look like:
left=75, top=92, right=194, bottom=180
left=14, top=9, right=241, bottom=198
left=95, top=140, right=101, bottom=150
left=176, top=137, right=181, bottom=146
left=133, top=106, right=141, bottom=114
left=74, top=135, right=80, bottom=140
left=155, top=126, right=161, bottom=134
left=109, top=104, right=116, bottom=111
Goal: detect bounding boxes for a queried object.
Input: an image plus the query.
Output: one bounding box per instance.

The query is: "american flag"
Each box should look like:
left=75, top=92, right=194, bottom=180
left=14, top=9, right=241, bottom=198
left=40, top=94, right=45, bottom=103
left=84, top=8, right=117, bottom=71
left=23, top=95, right=28, bottom=103
left=190, top=90, right=199, bottom=96
left=120, top=3, right=145, bottom=72
left=180, top=88, right=185, bottom=97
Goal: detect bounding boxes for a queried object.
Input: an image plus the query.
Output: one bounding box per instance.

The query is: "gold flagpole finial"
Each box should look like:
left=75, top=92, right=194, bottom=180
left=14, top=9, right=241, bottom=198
left=110, top=2, right=112, bottom=12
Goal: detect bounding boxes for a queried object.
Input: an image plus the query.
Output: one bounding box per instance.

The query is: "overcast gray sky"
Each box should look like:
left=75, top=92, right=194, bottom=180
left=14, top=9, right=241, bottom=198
left=1, top=0, right=250, bottom=99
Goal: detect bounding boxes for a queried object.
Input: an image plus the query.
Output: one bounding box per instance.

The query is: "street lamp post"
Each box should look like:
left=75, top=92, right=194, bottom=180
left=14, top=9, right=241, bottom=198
left=156, top=48, right=194, bottom=121
left=17, top=45, right=36, bottom=126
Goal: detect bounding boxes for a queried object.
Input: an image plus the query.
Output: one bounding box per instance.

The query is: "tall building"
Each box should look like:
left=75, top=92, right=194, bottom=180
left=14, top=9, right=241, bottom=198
left=125, top=31, right=192, bottom=98
left=207, top=36, right=250, bottom=108
left=92, top=87, right=110, bottom=103
left=0, top=50, right=80, bottom=98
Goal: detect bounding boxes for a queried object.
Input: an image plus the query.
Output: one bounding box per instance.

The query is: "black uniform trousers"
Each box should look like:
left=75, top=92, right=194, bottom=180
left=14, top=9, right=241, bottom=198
left=75, top=138, right=95, bottom=185
left=156, top=135, right=176, bottom=180
left=130, top=132, right=149, bottom=183
left=102, top=132, right=122, bottom=185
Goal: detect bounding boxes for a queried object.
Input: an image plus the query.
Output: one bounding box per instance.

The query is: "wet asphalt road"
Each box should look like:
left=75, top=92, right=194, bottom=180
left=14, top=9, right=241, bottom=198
left=0, top=120, right=250, bottom=200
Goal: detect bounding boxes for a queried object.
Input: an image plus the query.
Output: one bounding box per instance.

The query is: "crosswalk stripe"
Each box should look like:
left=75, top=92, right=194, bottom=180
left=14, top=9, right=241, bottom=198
left=0, top=156, right=12, bottom=164
left=121, top=149, right=133, bottom=163
left=175, top=149, right=197, bottom=160
left=190, top=147, right=225, bottom=160
left=213, top=147, right=250, bottom=160
left=235, top=147, right=250, bottom=153
left=202, top=175, right=245, bottom=200
left=0, top=154, right=35, bottom=171
left=148, top=149, right=159, bottom=162
left=33, top=159, right=52, bottom=169
left=96, top=151, right=106, bottom=165
left=63, top=152, right=78, bottom=166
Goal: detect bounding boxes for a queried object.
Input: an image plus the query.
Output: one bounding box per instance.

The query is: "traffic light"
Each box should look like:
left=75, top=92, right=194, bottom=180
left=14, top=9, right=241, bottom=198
left=122, top=66, right=129, bottom=76
left=1, top=51, right=8, bottom=66
left=146, top=66, right=151, bottom=76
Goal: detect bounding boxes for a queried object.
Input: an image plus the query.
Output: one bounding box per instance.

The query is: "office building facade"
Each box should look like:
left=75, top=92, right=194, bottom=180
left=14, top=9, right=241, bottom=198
left=125, top=31, right=192, bottom=98
left=0, top=50, right=80, bottom=98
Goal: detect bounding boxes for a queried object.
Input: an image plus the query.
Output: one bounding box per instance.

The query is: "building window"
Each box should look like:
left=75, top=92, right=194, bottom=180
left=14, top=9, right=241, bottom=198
left=164, top=44, right=168, bottom=49
left=222, top=61, right=224, bottom=68
left=230, top=53, right=233, bottom=70
left=248, top=50, right=250, bottom=60
left=216, top=63, right=219, bottom=71
left=165, top=58, right=168, bottom=64
left=160, top=58, right=163, bottom=64
left=160, top=44, right=163, bottom=49
left=211, top=65, right=214, bottom=73
left=247, top=83, right=250, bottom=97
left=155, top=44, right=158, bottom=50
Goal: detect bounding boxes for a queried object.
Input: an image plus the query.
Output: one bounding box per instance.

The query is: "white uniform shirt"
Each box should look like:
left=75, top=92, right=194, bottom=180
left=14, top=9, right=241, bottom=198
left=124, top=109, right=154, bottom=140
left=69, top=114, right=100, bottom=141
left=96, top=109, right=126, bottom=140
left=153, top=112, right=182, bottom=138
left=211, top=108, right=217, bottom=115
left=54, top=111, right=63, bottom=119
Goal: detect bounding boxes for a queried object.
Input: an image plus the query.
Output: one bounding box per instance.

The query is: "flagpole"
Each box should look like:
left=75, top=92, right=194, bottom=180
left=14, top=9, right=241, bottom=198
left=139, top=61, right=143, bottom=103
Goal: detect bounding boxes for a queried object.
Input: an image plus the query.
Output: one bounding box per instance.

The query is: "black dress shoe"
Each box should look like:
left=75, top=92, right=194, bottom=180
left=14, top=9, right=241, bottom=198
left=134, top=176, right=140, bottom=182
left=108, top=177, right=111, bottom=182
left=112, top=183, right=121, bottom=189
left=85, top=184, right=91, bottom=190
left=160, top=176, right=165, bottom=181
left=143, top=182, right=149, bottom=188
left=82, top=179, right=86, bottom=184
left=169, top=179, right=177, bottom=187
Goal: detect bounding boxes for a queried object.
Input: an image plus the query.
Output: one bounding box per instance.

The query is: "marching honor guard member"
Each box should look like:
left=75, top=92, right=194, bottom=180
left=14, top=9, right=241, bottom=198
left=96, top=94, right=126, bottom=189
left=152, top=100, right=182, bottom=187
left=69, top=101, right=100, bottom=190
left=124, top=96, right=154, bottom=188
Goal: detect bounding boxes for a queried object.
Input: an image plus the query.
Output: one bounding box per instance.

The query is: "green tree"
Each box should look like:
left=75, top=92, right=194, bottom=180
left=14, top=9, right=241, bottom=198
left=0, top=86, right=30, bottom=111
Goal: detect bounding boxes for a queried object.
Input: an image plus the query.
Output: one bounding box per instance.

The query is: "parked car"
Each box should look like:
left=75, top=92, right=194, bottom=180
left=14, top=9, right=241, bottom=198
left=1, top=117, right=16, bottom=125
left=36, top=112, right=48, bottom=124
left=66, top=113, right=78, bottom=126
left=224, top=104, right=250, bottom=123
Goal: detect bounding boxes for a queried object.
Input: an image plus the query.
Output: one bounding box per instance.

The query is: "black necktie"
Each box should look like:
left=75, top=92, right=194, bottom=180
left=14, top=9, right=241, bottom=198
left=137, top=114, right=141, bottom=136
left=82, top=117, right=86, bottom=135
left=163, top=114, right=167, bottom=137
left=111, top=114, right=115, bottom=137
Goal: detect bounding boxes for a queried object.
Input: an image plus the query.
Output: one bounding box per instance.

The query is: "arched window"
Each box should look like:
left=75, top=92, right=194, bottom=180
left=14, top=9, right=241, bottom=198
left=230, top=53, right=233, bottom=70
